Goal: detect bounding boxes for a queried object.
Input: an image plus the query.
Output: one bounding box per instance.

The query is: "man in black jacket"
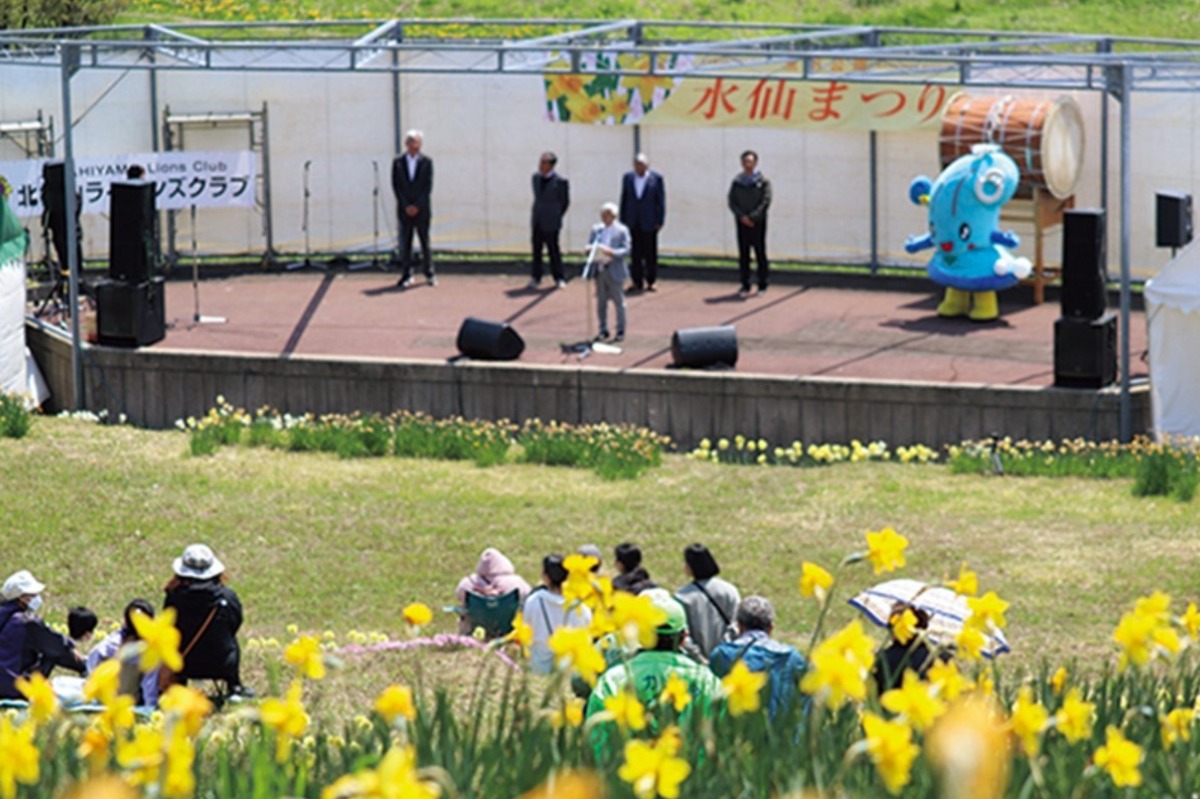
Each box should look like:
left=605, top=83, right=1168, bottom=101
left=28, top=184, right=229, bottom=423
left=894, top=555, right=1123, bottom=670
left=727, top=150, right=772, bottom=297
left=392, top=129, right=435, bottom=288
left=529, top=151, right=570, bottom=290
left=618, top=153, right=666, bottom=293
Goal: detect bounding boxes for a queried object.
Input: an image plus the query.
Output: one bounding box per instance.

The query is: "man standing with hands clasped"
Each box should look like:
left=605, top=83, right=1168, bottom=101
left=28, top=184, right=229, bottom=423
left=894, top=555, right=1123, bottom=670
left=392, top=129, right=434, bottom=289
left=529, top=152, right=571, bottom=290
left=619, top=152, right=666, bottom=293
left=727, top=149, right=772, bottom=298
left=587, top=202, right=630, bottom=343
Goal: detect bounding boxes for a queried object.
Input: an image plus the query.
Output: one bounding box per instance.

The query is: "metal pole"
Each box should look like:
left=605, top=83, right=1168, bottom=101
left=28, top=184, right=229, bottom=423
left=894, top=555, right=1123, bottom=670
left=260, top=101, right=275, bottom=264
left=1118, top=62, right=1132, bottom=442
left=869, top=130, right=879, bottom=273
left=61, top=44, right=84, bottom=410
left=633, top=124, right=641, bottom=161
left=391, top=46, right=402, bottom=156
left=146, top=27, right=160, bottom=152
left=1098, top=39, right=1111, bottom=213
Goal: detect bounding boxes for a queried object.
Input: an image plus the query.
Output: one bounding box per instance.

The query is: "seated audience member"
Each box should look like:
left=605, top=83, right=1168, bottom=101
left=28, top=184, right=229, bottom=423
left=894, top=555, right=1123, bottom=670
left=86, top=598, right=161, bottom=707
left=709, top=596, right=807, bottom=718
left=577, top=544, right=603, bottom=574
left=674, top=543, right=741, bottom=660
left=163, top=544, right=249, bottom=697
left=611, top=542, right=654, bottom=594
left=872, top=604, right=943, bottom=695
left=523, top=554, right=592, bottom=674
left=455, top=548, right=533, bottom=634
left=586, top=588, right=722, bottom=726
left=0, top=570, right=86, bottom=699
left=68, top=606, right=99, bottom=651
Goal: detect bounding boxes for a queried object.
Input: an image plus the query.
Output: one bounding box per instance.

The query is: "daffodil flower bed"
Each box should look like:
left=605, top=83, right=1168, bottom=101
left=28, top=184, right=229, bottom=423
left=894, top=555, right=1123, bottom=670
left=178, top=399, right=670, bottom=479
left=689, top=435, right=938, bottom=466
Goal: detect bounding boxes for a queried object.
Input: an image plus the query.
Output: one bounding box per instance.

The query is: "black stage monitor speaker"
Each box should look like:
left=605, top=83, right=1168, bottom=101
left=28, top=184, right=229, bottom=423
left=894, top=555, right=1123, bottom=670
left=1156, top=191, right=1193, bottom=249
left=1054, top=311, right=1117, bottom=389
left=671, top=325, right=738, bottom=369
left=109, top=180, right=157, bottom=283
left=97, top=277, right=166, bottom=348
left=456, top=317, right=524, bottom=360
left=1061, top=208, right=1107, bottom=321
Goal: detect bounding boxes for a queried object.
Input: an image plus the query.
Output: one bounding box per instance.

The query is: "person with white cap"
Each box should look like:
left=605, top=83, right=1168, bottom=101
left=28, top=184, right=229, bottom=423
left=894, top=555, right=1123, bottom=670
left=0, top=569, right=86, bottom=699
left=162, top=544, right=248, bottom=697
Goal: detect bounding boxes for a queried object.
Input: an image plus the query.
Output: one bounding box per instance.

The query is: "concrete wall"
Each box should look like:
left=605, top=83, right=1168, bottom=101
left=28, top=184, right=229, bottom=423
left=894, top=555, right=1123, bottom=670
left=27, top=320, right=1149, bottom=448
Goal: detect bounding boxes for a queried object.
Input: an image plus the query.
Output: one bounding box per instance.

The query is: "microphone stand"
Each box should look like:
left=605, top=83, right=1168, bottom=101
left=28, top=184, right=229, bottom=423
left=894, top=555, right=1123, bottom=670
left=350, top=160, right=385, bottom=271
left=287, top=160, right=324, bottom=270
left=189, top=203, right=226, bottom=326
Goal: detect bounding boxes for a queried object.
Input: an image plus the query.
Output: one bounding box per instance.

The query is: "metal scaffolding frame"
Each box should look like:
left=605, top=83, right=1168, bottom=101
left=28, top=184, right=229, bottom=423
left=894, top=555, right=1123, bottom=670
left=3, top=19, right=1198, bottom=435
left=0, top=111, right=55, bottom=270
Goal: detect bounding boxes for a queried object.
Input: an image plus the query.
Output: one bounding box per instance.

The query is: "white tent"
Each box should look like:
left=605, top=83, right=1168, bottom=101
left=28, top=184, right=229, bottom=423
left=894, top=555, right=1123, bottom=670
left=1145, top=241, right=1200, bottom=440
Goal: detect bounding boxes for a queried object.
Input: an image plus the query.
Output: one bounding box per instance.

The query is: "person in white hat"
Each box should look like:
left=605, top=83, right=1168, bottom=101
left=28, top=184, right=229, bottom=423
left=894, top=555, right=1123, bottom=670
left=0, top=569, right=86, bottom=699
left=162, top=544, right=249, bottom=698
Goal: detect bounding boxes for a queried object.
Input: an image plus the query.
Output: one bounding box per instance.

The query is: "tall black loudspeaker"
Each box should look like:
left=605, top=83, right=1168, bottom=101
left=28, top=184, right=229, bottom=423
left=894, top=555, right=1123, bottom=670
left=1054, top=311, right=1117, bottom=389
left=1156, top=191, right=1193, bottom=249
left=455, top=317, right=524, bottom=360
left=1061, top=209, right=1107, bottom=321
left=96, top=277, right=166, bottom=348
left=109, top=180, right=157, bottom=283
left=670, top=325, right=738, bottom=369
left=41, top=161, right=65, bottom=214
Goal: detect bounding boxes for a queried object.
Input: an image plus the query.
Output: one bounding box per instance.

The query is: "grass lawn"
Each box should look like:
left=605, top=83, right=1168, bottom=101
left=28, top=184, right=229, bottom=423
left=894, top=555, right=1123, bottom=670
left=2, top=416, right=1195, bottom=718
left=121, top=0, right=1200, bottom=41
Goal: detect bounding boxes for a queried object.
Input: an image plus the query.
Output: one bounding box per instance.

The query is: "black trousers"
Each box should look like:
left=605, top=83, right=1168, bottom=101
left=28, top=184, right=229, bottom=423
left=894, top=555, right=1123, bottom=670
left=629, top=227, right=659, bottom=289
left=736, top=219, right=769, bottom=291
left=531, top=227, right=564, bottom=283
left=399, top=213, right=432, bottom=279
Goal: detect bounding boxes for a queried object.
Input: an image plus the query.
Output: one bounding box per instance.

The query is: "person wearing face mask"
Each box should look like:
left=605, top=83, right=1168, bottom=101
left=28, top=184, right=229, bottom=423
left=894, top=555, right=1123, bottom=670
left=0, top=570, right=87, bottom=699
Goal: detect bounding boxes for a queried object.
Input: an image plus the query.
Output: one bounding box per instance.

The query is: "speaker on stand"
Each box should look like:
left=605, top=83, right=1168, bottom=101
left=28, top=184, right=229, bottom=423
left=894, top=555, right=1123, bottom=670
left=1054, top=208, right=1116, bottom=388
left=97, top=179, right=165, bottom=347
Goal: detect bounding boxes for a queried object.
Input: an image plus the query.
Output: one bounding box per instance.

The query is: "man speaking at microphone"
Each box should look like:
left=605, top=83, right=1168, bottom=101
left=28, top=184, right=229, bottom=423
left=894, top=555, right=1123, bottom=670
left=586, top=202, right=630, bottom=343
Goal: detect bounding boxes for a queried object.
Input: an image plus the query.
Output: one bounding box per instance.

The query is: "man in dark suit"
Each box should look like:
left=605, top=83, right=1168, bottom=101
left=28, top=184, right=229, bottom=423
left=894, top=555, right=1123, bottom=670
left=618, top=153, right=666, bottom=293
left=529, top=151, right=570, bottom=290
left=391, top=129, right=434, bottom=288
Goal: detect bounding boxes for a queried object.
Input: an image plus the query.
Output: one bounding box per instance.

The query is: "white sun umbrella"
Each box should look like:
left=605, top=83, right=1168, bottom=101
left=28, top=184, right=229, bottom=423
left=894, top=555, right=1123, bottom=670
left=848, top=578, right=1011, bottom=659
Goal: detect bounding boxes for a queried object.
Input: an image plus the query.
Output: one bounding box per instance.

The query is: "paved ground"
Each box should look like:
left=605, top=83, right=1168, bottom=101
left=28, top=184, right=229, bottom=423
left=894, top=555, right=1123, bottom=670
left=156, top=270, right=1147, bottom=387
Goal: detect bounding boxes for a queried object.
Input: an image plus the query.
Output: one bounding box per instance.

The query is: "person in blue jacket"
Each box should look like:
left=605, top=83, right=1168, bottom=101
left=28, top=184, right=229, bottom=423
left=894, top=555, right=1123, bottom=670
left=709, top=595, right=807, bottom=719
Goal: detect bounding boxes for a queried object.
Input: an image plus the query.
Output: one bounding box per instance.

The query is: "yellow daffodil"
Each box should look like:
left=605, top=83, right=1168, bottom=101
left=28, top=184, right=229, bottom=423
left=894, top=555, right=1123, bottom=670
left=1093, top=725, right=1142, bottom=788
left=78, top=723, right=113, bottom=775
left=617, top=54, right=677, bottom=105
left=1054, top=687, right=1095, bottom=744
left=618, top=727, right=691, bottom=799
left=610, top=591, right=667, bottom=650
left=799, top=562, right=834, bottom=603
left=545, top=73, right=588, bottom=102
left=890, top=608, right=919, bottom=646
left=116, top=725, right=165, bottom=788
left=374, top=684, right=416, bottom=725
left=1009, top=685, right=1049, bottom=757
left=57, top=776, right=138, bottom=799
left=0, top=715, right=39, bottom=799
left=260, top=681, right=310, bottom=763
left=84, top=659, right=122, bottom=705
left=551, top=697, right=586, bottom=729
left=881, top=670, right=947, bottom=731
left=927, top=659, right=972, bottom=702
left=96, top=695, right=136, bottom=736
left=564, top=92, right=605, bottom=123
left=800, top=620, right=875, bottom=709
left=14, top=672, right=57, bottom=727
left=1162, top=707, right=1195, bottom=749
left=966, top=592, right=1009, bottom=630
left=604, top=690, right=648, bottom=732
left=946, top=563, right=978, bottom=597
left=721, top=661, right=768, bottom=716
left=660, top=672, right=692, bottom=713
left=158, top=685, right=213, bottom=737
left=375, top=745, right=439, bottom=799
left=517, top=770, right=604, bottom=799
left=505, top=611, right=534, bottom=655
left=860, top=711, right=920, bottom=795
left=926, top=697, right=1011, bottom=799
left=284, top=635, right=327, bottom=680
left=130, top=608, right=184, bottom=673
left=562, top=556, right=609, bottom=611
left=864, top=527, right=908, bottom=575
left=1134, top=591, right=1171, bottom=622
left=548, top=627, right=607, bottom=687
left=402, top=603, right=433, bottom=628
left=955, top=623, right=987, bottom=662
left=161, top=726, right=196, bottom=799
left=1048, top=666, right=1068, bottom=695
left=1113, top=608, right=1163, bottom=671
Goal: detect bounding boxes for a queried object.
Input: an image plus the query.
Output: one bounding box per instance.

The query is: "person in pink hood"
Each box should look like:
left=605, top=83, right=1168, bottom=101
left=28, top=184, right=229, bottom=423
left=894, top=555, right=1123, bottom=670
left=455, top=548, right=532, bottom=634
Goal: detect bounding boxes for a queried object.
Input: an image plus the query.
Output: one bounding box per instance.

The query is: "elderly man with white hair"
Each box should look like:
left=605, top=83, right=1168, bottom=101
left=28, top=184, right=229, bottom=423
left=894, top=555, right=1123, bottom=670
left=586, top=201, right=631, bottom=343
left=708, top=595, right=808, bottom=719
left=0, top=569, right=86, bottom=699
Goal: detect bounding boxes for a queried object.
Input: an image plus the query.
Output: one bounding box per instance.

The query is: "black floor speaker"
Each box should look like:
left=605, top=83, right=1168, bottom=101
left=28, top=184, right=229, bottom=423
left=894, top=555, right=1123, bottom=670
left=97, top=277, right=166, bottom=348
left=671, top=325, right=738, bottom=369
left=1061, top=209, right=1107, bottom=321
left=109, top=180, right=157, bottom=283
left=1054, top=311, right=1117, bottom=389
left=456, top=317, right=524, bottom=360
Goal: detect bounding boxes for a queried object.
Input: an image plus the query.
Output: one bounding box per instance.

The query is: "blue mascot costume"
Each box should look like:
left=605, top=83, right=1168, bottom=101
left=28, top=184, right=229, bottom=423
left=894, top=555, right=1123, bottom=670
left=905, top=144, right=1032, bottom=322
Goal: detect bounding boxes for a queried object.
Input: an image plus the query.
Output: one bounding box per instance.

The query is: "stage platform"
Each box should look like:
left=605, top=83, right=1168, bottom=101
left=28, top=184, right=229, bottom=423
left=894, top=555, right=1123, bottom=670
left=26, top=269, right=1150, bottom=447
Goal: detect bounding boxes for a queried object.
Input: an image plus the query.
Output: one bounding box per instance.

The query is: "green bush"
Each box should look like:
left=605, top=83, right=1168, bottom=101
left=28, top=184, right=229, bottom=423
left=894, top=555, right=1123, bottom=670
left=1132, top=445, right=1199, bottom=502
left=0, top=0, right=130, bottom=28
left=0, top=392, right=32, bottom=438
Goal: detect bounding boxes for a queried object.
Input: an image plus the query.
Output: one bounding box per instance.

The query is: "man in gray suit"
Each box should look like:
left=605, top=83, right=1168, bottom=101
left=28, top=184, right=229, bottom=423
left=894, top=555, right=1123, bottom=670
left=587, top=202, right=630, bottom=342
left=529, top=151, right=570, bottom=290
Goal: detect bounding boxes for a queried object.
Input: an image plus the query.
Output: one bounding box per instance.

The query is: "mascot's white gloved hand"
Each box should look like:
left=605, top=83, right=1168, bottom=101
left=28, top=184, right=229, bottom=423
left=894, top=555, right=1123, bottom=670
left=994, top=252, right=1033, bottom=279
